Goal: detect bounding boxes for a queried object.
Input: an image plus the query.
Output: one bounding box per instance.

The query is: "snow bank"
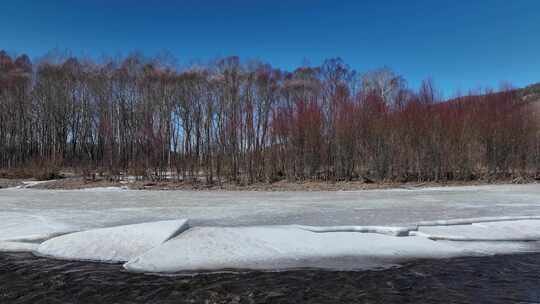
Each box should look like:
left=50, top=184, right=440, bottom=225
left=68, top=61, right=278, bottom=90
left=0, top=241, right=39, bottom=252
left=124, top=226, right=469, bottom=273
left=36, top=219, right=189, bottom=263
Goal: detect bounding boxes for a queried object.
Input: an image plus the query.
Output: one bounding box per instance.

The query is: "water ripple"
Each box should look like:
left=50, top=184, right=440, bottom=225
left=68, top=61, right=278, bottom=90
left=1, top=252, right=540, bottom=303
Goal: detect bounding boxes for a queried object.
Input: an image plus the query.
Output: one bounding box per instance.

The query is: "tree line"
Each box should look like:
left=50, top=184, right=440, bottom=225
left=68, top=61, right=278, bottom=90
left=0, top=50, right=538, bottom=183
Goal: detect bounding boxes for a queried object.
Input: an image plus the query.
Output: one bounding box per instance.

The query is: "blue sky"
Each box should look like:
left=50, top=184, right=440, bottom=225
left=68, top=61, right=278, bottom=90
left=1, top=0, right=539, bottom=96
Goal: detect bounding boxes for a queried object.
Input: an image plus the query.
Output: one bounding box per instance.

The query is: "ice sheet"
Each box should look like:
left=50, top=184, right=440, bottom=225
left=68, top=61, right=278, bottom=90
left=36, top=219, right=189, bottom=262
left=124, top=224, right=540, bottom=273
left=1, top=184, right=540, bottom=242
left=0, top=241, right=39, bottom=252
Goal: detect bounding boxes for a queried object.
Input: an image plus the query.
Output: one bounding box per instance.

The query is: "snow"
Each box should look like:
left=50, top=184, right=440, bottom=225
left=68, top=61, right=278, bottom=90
left=1, top=184, right=540, bottom=272
left=14, top=180, right=54, bottom=189
left=80, top=186, right=126, bottom=191
left=0, top=212, right=75, bottom=242
left=123, top=226, right=455, bottom=273
left=293, top=225, right=412, bottom=236
left=415, top=215, right=540, bottom=227
left=36, top=219, right=189, bottom=263
left=1, top=184, right=540, bottom=237
left=124, top=223, right=540, bottom=273
left=0, top=241, right=39, bottom=252
left=413, top=219, right=540, bottom=241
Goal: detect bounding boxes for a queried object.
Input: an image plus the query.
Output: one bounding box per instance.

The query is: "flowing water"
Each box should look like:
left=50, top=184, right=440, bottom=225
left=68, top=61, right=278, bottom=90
left=1, top=253, right=540, bottom=303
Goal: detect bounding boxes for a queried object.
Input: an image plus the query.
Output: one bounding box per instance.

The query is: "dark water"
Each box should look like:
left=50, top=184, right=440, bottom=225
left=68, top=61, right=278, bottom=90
left=1, top=253, right=540, bottom=304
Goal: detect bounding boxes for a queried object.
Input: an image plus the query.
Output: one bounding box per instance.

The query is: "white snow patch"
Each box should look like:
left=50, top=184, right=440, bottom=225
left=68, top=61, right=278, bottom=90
left=36, top=219, right=189, bottom=263
left=79, top=186, right=126, bottom=191
left=15, top=180, right=53, bottom=189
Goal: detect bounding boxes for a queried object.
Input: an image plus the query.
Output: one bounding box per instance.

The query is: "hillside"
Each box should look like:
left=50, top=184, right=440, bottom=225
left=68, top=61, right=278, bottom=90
left=519, top=82, right=540, bottom=102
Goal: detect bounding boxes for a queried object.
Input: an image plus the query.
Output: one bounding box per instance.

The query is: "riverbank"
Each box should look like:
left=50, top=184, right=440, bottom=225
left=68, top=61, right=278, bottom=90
left=1, top=175, right=536, bottom=191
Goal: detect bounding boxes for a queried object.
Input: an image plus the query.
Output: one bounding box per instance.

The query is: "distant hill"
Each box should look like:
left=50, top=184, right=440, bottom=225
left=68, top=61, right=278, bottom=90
left=444, top=82, right=540, bottom=106
left=519, top=82, right=540, bottom=103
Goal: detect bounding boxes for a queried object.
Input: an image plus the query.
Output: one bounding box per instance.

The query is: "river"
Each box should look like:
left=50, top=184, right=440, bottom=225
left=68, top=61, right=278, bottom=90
left=2, top=252, right=540, bottom=303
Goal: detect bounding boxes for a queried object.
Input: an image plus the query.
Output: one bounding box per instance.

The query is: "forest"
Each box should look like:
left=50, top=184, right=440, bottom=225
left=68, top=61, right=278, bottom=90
left=0, top=50, right=538, bottom=184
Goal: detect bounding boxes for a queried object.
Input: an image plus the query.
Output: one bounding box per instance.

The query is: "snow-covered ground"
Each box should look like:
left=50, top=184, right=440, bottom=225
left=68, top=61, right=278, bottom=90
left=1, top=184, right=540, bottom=273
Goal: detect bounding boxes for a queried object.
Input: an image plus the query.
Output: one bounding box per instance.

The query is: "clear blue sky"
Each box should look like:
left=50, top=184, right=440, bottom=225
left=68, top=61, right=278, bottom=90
left=1, top=0, right=539, bottom=96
